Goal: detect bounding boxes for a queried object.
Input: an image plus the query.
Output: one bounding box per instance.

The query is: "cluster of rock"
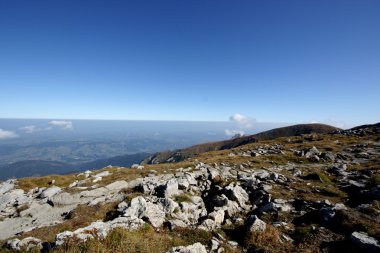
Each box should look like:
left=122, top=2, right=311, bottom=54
left=0, top=174, right=130, bottom=241
left=229, top=144, right=284, bottom=157
left=1, top=162, right=293, bottom=251
left=335, top=123, right=380, bottom=137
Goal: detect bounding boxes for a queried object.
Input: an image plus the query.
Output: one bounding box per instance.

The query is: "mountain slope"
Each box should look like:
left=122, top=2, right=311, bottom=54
left=143, top=123, right=340, bottom=164
left=1, top=122, right=379, bottom=253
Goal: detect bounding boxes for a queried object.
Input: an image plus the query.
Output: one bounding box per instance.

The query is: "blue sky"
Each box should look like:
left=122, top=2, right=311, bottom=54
left=0, top=0, right=379, bottom=127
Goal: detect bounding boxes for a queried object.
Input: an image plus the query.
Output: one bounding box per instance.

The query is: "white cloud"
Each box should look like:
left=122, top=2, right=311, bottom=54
left=20, top=125, right=53, bottom=133
left=48, top=120, right=73, bottom=130
left=229, top=113, right=256, bottom=128
left=0, top=129, right=18, bottom=139
left=224, top=129, right=245, bottom=136
left=20, top=125, right=39, bottom=133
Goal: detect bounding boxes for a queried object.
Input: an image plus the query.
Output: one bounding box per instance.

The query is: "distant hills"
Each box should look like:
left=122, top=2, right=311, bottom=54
left=143, top=123, right=340, bottom=164
left=0, top=123, right=352, bottom=179
left=0, top=152, right=149, bottom=180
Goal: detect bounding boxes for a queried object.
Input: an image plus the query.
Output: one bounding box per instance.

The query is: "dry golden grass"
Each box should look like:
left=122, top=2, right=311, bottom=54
left=51, top=226, right=212, bottom=253
left=17, top=174, right=83, bottom=192
left=244, top=225, right=293, bottom=253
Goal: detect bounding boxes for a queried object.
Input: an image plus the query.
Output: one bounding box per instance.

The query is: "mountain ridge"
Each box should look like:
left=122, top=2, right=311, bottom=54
left=143, top=123, right=340, bottom=164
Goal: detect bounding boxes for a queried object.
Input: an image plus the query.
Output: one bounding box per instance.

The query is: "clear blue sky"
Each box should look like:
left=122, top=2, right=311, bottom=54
left=0, top=0, right=379, bottom=126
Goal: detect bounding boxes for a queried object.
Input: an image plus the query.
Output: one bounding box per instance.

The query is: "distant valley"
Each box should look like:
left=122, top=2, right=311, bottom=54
left=0, top=119, right=289, bottom=179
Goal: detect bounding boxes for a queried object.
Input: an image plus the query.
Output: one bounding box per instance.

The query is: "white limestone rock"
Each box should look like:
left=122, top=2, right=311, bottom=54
left=166, top=242, right=207, bottom=253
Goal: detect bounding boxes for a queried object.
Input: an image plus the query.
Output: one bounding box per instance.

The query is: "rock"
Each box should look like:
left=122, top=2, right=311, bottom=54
left=224, top=184, right=249, bottom=207
left=175, top=196, right=207, bottom=224
left=0, top=179, right=16, bottom=194
left=93, top=177, right=102, bottom=183
left=310, top=155, right=320, bottom=162
left=199, top=218, right=217, bottom=230
left=293, top=169, right=302, bottom=177
left=39, top=186, right=61, bottom=198
left=208, top=168, right=221, bottom=181
left=160, top=179, right=179, bottom=198
left=56, top=217, right=145, bottom=246
left=355, top=152, right=370, bottom=159
left=245, top=215, right=266, bottom=232
left=131, top=164, right=144, bottom=170
left=7, top=237, right=42, bottom=251
left=0, top=189, right=25, bottom=214
left=121, top=196, right=165, bottom=228
left=259, top=201, right=292, bottom=213
left=93, top=171, right=111, bottom=178
left=105, top=180, right=128, bottom=191
left=224, top=200, right=240, bottom=217
left=305, top=146, right=321, bottom=158
left=211, top=194, right=229, bottom=208
left=166, top=242, right=207, bottom=253
left=69, top=181, right=78, bottom=188
left=157, top=198, right=179, bottom=214
left=210, top=238, right=220, bottom=251
left=176, top=173, right=197, bottom=190
left=319, top=207, right=336, bottom=225
left=350, top=232, right=380, bottom=253
left=365, top=186, right=380, bottom=201
left=209, top=210, right=225, bottom=225
left=250, top=189, right=271, bottom=206
left=49, top=192, right=82, bottom=206
left=253, top=170, right=270, bottom=180
left=320, top=152, right=336, bottom=161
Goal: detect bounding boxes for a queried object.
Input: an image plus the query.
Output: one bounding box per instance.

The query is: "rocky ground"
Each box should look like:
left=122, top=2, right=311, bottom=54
left=0, top=124, right=379, bottom=253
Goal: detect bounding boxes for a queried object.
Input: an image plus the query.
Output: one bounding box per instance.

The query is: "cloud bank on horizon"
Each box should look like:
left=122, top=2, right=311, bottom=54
left=0, top=129, right=18, bottom=139
left=48, top=120, right=73, bottom=130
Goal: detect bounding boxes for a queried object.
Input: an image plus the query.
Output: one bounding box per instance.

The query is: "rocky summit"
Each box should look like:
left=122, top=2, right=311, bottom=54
left=0, top=123, right=379, bottom=253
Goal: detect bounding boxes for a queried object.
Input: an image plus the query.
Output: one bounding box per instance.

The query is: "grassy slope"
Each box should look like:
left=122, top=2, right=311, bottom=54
left=2, top=123, right=380, bottom=253
left=143, top=123, right=340, bottom=164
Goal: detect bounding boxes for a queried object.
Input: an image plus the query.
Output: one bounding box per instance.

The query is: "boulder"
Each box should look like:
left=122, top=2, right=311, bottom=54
left=305, top=146, right=321, bottom=159
left=121, top=196, right=165, bottom=228
left=56, top=217, right=145, bottom=246
left=49, top=192, right=82, bottom=206
left=350, top=232, right=380, bottom=253
left=166, top=242, right=207, bottom=253
left=105, top=180, right=129, bottom=191
left=224, top=200, right=240, bottom=218
left=7, top=237, right=42, bottom=251
left=245, top=215, right=266, bottom=232
left=199, top=218, right=217, bottom=230
left=93, top=171, right=111, bottom=178
left=157, top=198, right=179, bottom=214
left=259, top=201, right=292, bottom=213
left=253, top=170, right=270, bottom=180
left=208, top=210, right=225, bottom=225
left=39, top=186, right=61, bottom=199
left=160, top=179, right=179, bottom=198
left=0, top=179, right=15, bottom=195
left=224, top=184, right=249, bottom=207
left=211, top=194, right=229, bottom=208
left=173, top=196, right=207, bottom=225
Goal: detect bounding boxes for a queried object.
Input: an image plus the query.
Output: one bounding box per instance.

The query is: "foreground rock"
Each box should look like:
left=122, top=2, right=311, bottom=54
left=350, top=232, right=380, bottom=253
left=6, top=237, right=42, bottom=251
left=55, top=217, right=145, bottom=246
left=166, top=243, right=207, bottom=253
